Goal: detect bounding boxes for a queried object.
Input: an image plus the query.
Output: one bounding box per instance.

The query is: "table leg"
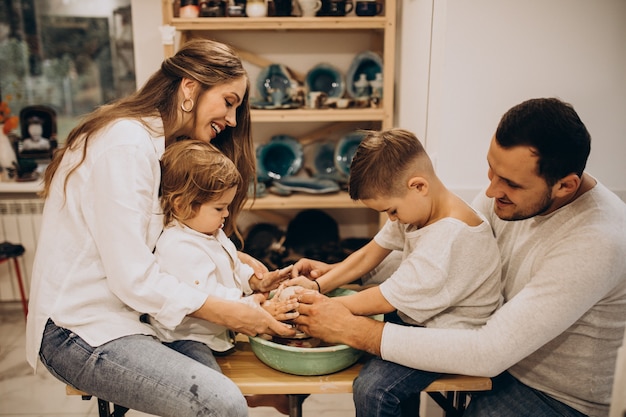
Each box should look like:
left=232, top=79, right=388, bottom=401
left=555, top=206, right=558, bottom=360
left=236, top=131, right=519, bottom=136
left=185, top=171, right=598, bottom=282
left=287, top=394, right=309, bottom=417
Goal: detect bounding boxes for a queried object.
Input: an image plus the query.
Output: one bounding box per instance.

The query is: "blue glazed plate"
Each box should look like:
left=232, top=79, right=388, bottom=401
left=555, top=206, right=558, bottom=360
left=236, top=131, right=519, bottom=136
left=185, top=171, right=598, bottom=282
left=273, top=176, right=340, bottom=194
left=305, top=63, right=345, bottom=98
left=256, top=64, right=294, bottom=105
left=256, top=135, right=303, bottom=181
left=308, top=141, right=339, bottom=179
left=334, top=131, right=366, bottom=178
left=346, top=51, right=383, bottom=99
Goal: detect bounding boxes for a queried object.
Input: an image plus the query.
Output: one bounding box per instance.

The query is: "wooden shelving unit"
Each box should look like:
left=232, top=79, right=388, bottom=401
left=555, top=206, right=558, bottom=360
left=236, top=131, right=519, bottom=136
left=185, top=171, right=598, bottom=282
left=160, top=0, right=396, bottom=224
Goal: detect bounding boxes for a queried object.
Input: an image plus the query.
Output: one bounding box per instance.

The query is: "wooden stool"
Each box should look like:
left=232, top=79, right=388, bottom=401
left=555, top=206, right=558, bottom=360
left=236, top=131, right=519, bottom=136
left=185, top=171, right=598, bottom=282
left=0, top=241, right=27, bottom=319
left=66, top=339, right=491, bottom=417
left=65, top=386, right=128, bottom=417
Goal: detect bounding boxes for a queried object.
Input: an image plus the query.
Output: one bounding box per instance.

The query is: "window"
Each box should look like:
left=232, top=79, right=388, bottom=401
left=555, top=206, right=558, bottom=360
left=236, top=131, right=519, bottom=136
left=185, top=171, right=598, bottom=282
left=0, top=0, right=136, bottom=143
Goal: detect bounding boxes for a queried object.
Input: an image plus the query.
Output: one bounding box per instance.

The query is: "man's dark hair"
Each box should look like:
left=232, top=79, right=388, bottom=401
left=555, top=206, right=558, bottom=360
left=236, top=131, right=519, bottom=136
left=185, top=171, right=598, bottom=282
left=495, top=98, right=591, bottom=185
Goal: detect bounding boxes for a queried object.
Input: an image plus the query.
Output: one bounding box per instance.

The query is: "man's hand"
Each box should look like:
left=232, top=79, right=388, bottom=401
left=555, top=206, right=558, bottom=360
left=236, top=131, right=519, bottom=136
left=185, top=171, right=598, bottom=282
left=294, top=291, right=384, bottom=356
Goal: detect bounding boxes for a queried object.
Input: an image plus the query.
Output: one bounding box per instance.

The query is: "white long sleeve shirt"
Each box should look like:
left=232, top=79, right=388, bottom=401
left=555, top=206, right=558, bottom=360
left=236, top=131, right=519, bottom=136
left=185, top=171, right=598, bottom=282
left=151, top=221, right=255, bottom=352
left=380, top=181, right=626, bottom=417
left=26, top=118, right=208, bottom=371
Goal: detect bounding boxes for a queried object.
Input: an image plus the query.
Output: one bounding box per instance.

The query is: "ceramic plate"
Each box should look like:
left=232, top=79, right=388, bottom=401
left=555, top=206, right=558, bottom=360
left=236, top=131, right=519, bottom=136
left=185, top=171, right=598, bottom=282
left=250, top=99, right=301, bottom=110
left=346, top=51, right=383, bottom=98
left=256, top=135, right=303, bottom=180
left=334, top=131, right=366, bottom=177
left=307, top=141, right=339, bottom=179
left=305, top=63, right=345, bottom=98
left=273, top=176, right=340, bottom=194
left=256, top=64, right=294, bottom=105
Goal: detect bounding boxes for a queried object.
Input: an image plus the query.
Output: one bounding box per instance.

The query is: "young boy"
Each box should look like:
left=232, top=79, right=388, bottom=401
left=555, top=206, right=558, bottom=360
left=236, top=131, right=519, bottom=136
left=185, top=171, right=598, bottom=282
left=151, top=140, right=296, bottom=359
left=288, top=128, right=502, bottom=416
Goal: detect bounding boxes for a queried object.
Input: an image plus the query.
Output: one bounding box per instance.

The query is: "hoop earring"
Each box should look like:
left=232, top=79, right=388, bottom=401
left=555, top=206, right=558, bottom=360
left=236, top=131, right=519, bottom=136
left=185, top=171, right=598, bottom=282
left=181, top=98, right=194, bottom=113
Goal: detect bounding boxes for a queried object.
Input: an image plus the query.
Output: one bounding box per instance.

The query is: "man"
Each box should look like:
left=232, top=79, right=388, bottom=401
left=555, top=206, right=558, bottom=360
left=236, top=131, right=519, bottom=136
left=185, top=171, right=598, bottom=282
left=293, top=98, right=626, bottom=417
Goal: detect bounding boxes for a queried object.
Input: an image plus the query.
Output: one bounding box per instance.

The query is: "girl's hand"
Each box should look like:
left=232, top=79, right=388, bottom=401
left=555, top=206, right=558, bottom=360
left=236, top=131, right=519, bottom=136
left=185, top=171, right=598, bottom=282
left=251, top=264, right=294, bottom=294
left=238, top=251, right=269, bottom=279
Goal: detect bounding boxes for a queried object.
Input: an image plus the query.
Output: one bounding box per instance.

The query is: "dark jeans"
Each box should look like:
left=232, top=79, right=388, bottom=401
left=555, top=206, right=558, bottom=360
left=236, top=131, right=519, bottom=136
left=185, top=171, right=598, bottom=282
left=353, top=356, right=442, bottom=417
left=465, top=371, right=589, bottom=417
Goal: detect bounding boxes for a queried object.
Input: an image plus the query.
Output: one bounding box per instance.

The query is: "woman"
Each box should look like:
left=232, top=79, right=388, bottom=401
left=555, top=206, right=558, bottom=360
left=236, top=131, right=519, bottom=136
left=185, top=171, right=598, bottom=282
left=25, top=39, right=295, bottom=417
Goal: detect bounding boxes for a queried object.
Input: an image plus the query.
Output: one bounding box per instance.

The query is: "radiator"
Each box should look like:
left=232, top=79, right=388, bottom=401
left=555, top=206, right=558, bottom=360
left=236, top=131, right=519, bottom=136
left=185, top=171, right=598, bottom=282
left=0, top=198, right=44, bottom=302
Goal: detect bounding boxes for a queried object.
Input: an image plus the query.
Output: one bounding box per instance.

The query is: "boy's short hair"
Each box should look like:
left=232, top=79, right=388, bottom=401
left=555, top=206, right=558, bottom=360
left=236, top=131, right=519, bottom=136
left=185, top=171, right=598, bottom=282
left=160, top=139, right=242, bottom=226
left=349, top=128, right=433, bottom=201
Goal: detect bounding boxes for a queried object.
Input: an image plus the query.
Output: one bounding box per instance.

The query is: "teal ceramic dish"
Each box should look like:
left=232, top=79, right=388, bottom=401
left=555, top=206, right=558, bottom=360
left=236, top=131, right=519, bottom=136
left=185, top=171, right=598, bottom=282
left=256, top=64, right=294, bottom=105
left=334, top=131, right=366, bottom=178
left=256, top=135, right=303, bottom=180
left=272, top=176, right=340, bottom=194
left=305, top=63, right=345, bottom=98
left=346, top=51, right=383, bottom=99
left=249, top=288, right=381, bottom=376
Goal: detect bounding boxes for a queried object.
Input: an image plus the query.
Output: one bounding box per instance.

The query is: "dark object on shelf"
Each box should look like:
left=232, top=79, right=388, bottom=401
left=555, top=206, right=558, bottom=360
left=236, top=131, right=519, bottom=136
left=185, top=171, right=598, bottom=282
left=244, top=223, right=287, bottom=269
left=16, top=105, right=58, bottom=161
left=199, top=0, right=226, bottom=16
left=283, top=209, right=347, bottom=265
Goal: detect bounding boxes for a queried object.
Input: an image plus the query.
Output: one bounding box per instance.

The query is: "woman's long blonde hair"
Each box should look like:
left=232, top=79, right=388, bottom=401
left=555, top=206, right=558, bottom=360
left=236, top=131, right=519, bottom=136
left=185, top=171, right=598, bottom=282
left=41, top=39, right=254, bottom=241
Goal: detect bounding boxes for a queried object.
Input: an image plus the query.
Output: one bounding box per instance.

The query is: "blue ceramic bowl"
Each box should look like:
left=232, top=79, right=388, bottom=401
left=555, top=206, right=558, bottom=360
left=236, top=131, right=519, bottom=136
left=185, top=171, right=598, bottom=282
left=256, top=64, right=294, bottom=105
left=305, top=63, right=345, bottom=98
left=334, top=131, right=366, bottom=178
left=346, top=51, right=383, bottom=99
left=256, top=135, right=303, bottom=180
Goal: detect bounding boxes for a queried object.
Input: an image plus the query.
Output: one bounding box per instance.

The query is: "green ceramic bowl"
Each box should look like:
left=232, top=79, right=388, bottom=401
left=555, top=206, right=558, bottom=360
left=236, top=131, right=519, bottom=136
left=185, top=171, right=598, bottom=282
left=249, top=288, right=381, bottom=376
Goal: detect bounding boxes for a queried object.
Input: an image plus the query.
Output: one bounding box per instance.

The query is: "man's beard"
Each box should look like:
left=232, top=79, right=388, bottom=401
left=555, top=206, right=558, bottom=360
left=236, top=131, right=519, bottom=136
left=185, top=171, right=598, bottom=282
left=496, top=190, right=553, bottom=221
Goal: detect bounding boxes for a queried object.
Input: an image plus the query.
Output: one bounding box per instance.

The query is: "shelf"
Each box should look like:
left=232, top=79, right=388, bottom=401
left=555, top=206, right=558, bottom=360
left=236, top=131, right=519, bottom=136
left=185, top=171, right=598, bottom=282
left=0, top=180, right=43, bottom=194
left=168, top=16, right=388, bottom=31
left=161, top=0, right=396, bottom=232
left=251, top=107, right=384, bottom=122
left=245, top=191, right=365, bottom=210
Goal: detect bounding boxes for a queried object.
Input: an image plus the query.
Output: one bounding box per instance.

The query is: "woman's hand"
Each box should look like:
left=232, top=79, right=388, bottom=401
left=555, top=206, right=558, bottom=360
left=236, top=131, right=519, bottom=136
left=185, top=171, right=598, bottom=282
left=191, top=296, right=296, bottom=337
left=291, top=258, right=334, bottom=280
left=261, top=296, right=299, bottom=322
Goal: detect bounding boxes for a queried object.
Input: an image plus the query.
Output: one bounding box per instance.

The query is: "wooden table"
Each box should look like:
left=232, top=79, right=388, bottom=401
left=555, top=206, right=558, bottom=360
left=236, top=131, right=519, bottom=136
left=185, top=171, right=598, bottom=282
left=68, top=339, right=491, bottom=417
left=216, top=339, right=492, bottom=417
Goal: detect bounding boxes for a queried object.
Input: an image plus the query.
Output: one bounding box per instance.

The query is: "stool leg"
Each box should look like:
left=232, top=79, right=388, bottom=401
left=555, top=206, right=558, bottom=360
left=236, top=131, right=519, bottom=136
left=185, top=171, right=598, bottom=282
left=97, top=398, right=112, bottom=417
left=287, top=394, right=309, bottom=417
left=11, top=257, right=28, bottom=319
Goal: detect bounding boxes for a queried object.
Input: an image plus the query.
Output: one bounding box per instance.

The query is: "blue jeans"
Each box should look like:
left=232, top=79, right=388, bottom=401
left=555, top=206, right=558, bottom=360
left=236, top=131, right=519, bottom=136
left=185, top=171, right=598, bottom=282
left=465, top=372, right=588, bottom=417
left=353, top=356, right=442, bottom=417
left=39, top=319, right=248, bottom=417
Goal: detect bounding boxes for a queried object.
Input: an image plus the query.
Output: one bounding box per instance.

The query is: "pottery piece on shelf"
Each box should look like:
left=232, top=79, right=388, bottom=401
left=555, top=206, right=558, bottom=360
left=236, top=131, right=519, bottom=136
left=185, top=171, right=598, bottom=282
left=256, top=135, right=303, bottom=180
left=334, top=131, right=366, bottom=178
left=305, top=63, right=345, bottom=98
left=346, top=51, right=383, bottom=99
left=256, top=64, right=295, bottom=105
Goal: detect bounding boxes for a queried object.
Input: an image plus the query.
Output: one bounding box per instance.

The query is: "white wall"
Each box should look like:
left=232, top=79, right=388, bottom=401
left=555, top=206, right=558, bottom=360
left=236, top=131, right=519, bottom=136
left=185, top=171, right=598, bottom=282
left=398, top=0, right=626, bottom=201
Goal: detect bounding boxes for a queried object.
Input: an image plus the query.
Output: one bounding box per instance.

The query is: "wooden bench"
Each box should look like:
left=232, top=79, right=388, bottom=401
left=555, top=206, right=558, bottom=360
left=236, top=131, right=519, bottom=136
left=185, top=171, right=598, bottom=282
left=67, top=339, right=491, bottom=417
